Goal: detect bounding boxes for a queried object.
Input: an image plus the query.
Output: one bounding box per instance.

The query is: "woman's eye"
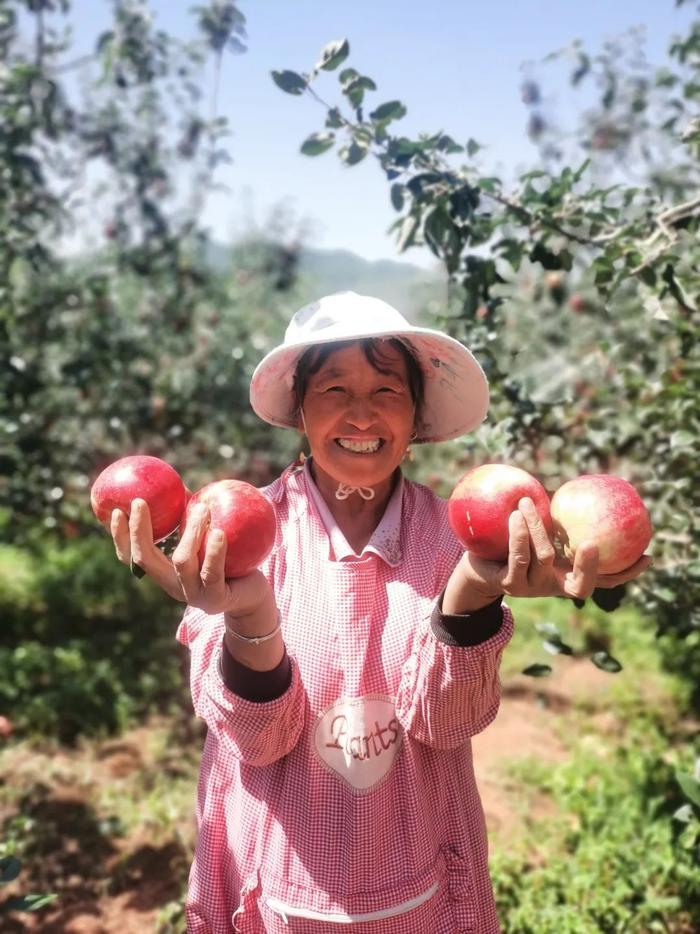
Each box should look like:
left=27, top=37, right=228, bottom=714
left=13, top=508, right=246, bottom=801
left=377, top=386, right=398, bottom=394
left=324, top=386, right=344, bottom=393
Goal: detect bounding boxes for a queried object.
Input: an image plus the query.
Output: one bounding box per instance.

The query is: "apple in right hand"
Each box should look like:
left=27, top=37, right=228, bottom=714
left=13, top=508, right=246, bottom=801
left=550, top=474, right=652, bottom=573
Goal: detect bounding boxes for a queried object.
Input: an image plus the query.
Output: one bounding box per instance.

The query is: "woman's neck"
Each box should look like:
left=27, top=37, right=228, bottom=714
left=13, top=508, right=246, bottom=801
left=308, top=459, right=398, bottom=554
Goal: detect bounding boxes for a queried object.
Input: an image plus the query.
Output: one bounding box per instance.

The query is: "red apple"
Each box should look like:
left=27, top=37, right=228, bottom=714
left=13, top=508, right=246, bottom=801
left=185, top=479, right=276, bottom=578
left=448, top=464, right=553, bottom=561
left=91, top=455, right=186, bottom=543
left=550, top=475, right=652, bottom=574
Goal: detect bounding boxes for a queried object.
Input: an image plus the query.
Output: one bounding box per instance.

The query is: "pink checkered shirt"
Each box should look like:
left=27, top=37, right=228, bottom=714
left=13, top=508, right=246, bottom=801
left=177, top=461, right=513, bottom=933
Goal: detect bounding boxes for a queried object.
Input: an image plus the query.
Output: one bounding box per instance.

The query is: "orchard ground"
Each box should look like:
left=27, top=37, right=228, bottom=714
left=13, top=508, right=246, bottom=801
left=1, top=597, right=694, bottom=933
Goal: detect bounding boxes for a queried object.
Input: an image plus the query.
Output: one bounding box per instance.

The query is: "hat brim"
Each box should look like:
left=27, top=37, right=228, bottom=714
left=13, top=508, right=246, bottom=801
left=250, top=325, right=489, bottom=443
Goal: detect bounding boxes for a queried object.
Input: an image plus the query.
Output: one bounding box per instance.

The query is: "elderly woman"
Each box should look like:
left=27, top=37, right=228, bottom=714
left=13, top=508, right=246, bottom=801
left=111, top=292, right=649, bottom=933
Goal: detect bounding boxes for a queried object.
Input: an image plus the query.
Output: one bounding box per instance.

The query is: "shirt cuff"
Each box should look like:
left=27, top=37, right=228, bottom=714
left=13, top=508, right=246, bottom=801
left=219, top=637, right=292, bottom=702
left=430, top=591, right=504, bottom=647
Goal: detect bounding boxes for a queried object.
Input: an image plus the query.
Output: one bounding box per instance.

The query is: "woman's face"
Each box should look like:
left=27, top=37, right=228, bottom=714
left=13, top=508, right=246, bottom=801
left=301, top=342, right=416, bottom=492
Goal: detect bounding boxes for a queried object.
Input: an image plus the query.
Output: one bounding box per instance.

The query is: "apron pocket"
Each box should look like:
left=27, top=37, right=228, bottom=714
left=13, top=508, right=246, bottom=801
left=443, top=845, right=477, bottom=933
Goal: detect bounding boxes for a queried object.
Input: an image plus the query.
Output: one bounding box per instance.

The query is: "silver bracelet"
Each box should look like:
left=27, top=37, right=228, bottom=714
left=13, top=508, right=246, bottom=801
left=224, top=613, right=281, bottom=646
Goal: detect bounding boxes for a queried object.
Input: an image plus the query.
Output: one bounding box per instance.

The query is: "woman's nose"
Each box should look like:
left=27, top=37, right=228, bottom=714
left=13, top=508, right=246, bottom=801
left=345, top=396, right=376, bottom=428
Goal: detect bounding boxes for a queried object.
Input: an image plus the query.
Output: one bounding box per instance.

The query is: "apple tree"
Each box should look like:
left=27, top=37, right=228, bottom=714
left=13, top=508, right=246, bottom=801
left=273, top=5, right=700, bottom=688
left=0, top=0, right=300, bottom=741
left=0, top=0, right=297, bottom=550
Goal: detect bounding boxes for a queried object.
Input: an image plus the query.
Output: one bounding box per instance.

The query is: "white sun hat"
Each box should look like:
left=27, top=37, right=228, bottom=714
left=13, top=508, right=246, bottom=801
left=249, top=291, right=489, bottom=443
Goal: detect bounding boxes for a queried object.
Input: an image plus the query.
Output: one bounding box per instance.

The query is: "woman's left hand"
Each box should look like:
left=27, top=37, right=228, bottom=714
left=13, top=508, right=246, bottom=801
left=448, top=496, right=652, bottom=609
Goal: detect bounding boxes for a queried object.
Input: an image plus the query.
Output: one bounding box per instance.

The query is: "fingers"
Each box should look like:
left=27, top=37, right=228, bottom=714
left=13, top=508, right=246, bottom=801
left=563, top=541, right=599, bottom=599
left=595, top=554, right=653, bottom=587
left=129, top=499, right=154, bottom=568
left=199, top=529, right=227, bottom=589
left=518, top=498, right=556, bottom=568
left=172, top=504, right=210, bottom=602
left=501, top=509, right=531, bottom=591
left=111, top=508, right=131, bottom=565
left=125, top=500, right=185, bottom=600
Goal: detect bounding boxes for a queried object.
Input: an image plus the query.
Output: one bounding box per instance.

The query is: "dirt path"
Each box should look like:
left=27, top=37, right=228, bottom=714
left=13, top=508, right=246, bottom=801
left=1, top=659, right=612, bottom=933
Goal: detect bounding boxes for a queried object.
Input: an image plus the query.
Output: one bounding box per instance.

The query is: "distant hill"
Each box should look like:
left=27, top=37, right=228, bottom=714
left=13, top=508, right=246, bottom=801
left=208, top=241, right=446, bottom=322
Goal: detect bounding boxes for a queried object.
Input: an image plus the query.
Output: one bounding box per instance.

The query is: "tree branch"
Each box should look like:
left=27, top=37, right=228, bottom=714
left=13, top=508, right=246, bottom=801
left=630, top=193, right=700, bottom=274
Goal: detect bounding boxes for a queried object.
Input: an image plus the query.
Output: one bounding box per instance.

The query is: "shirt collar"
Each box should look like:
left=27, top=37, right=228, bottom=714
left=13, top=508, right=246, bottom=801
left=302, top=458, right=404, bottom=567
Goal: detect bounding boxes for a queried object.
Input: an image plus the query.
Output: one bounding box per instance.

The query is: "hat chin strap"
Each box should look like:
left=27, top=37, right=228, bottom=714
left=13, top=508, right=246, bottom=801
left=298, top=408, right=376, bottom=502
left=335, top=482, right=376, bottom=501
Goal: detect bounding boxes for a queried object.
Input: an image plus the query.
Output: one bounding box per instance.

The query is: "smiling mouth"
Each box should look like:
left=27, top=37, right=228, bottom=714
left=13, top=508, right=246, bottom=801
left=336, top=438, right=384, bottom=454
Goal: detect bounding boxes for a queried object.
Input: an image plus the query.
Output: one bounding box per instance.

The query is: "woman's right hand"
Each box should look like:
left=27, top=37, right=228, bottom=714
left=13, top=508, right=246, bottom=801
left=110, top=498, right=272, bottom=617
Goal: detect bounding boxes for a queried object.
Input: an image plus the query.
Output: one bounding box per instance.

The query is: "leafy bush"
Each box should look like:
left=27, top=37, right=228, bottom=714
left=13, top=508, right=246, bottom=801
left=0, top=535, right=186, bottom=743
left=492, top=731, right=700, bottom=933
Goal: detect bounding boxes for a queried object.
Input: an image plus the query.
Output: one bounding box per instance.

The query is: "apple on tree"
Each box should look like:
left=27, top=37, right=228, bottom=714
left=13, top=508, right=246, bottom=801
left=550, top=474, right=652, bottom=574
left=183, top=479, right=276, bottom=578
left=448, top=463, right=553, bottom=562
left=90, top=455, right=186, bottom=543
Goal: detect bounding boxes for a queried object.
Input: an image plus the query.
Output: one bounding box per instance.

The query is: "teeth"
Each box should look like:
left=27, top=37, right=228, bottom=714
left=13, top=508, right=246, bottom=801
left=338, top=438, right=381, bottom=453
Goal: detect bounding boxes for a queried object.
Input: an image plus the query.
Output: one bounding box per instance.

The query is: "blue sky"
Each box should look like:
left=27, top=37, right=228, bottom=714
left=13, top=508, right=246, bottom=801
left=67, top=1, right=692, bottom=267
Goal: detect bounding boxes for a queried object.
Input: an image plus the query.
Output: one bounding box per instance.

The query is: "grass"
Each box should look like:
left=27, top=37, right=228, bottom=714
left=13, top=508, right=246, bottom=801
left=490, top=597, right=700, bottom=933
left=503, top=594, right=690, bottom=714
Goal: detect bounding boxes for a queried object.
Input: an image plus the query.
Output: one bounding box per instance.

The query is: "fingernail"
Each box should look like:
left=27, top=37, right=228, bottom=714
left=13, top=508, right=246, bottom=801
left=192, top=504, right=207, bottom=518
left=210, top=529, right=224, bottom=545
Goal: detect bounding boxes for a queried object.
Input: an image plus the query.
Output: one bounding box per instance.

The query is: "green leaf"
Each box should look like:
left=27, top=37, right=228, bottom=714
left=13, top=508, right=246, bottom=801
left=96, top=30, right=114, bottom=53
left=543, top=638, right=574, bottom=656
left=436, top=134, right=463, bottom=153
left=522, top=663, right=553, bottom=678
left=573, top=158, right=591, bottom=182
left=325, top=107, right=343, bottom=129
left=339, top=67, right=360, bottom=85
left=339, top=140, right=368, bottom=165
left=466, top=138, right=481, bottom=157
left=673, top=803, right=694, bottom=823
left=477, top=177, right=501, bottom=194
left=390, top=183, right=404, bottom=211
left=591, top=585, right=626, bottom=612
left=591, top=651, right=623, bottom=673
left=530, top=241, right=573, bottom=271
left=494, top=237, right=524, bottom=271
left=343, top=76, right=377, bottom=108
left=300, top=132, right=336, bottom=156
left=0, top=855, right=22, bottom=884
left=317, top=38, right=350, bottom=72
left=396, top=214, right=419, bottom=252
left=638, top=265, right=657, bottom=287
left=423, top=206, right=451, bottom=257
left=670, top=430, right=694, bottom=449
left=676, top=771, right=700, bottom=809
left=571, top=52, right=591, bottom=85
left=369, top=100, right=407, bottom=124
left=1, top=892, right=58, bottom=912
left=271, top=69, right=307, bottom=95
left=535, top=618, right=573, bottom=656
